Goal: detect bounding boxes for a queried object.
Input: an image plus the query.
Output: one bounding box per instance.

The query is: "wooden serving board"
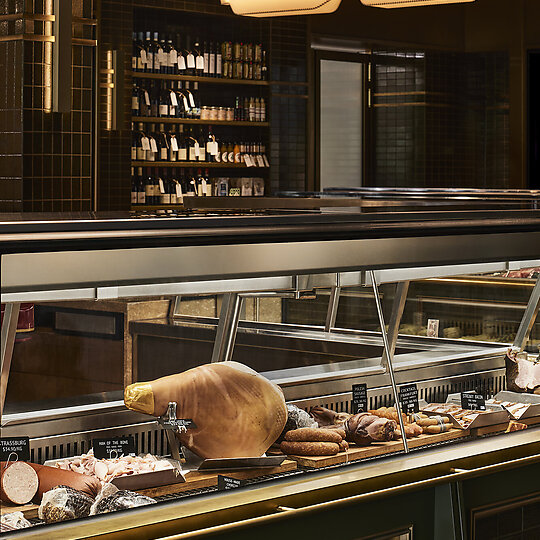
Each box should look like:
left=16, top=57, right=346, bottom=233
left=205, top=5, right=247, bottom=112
left=0, top=501, right=39, bottom=519
left=137, top=460, right=297, bottom=498
left=279, top=429, right=470, bottom=469
left=0, top=461, right=297, bottom=520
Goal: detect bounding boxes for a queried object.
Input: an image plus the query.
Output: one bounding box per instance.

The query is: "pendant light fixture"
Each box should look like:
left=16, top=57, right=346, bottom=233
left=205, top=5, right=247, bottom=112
left=227, top=0, right=341, bottom=17
left=360, top=0, right=474, bottom=7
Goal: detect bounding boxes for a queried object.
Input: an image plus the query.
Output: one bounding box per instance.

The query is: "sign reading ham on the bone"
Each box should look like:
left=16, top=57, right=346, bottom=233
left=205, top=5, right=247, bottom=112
left=460, top=392, right=486, bottom=411
left=163, top=418, right=197, bottom=430
left=399, top=383, right=419, bottom=414
left=93, top=437, right=136, bottom=459
left=218, top=475, right=245, bottom=490
left=352, top=383, right=368, bottom=413
left=0, top=437, right=30, bottom=461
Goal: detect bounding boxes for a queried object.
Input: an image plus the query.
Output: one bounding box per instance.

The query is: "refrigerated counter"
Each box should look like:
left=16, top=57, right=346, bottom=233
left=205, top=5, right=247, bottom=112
left=1, top=208, right=540, bottom=539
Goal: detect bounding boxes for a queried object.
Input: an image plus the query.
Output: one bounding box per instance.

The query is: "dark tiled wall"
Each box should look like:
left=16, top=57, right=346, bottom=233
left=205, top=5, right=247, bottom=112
left=371, top=48, right=510, bottom=189
left=0, top=1, right=96, bottom=212
left=0, top=14, right=24, bottom=212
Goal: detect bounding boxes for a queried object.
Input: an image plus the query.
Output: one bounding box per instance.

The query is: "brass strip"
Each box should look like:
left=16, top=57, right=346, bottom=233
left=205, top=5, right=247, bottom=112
left=373, top=102, right=452, bottom=108
left=0, top=14, right=23, bottom=21
left=373, top=91, right=447, bottom=97
left=100, top=69, right=115, bottom=74
left=0, top=13, right=54, bottom=22
left=72, top=38, right=97, bottom=46
left=72, top=17, right=97, bottom=24
left=162, top=453, right=540, bottom=540
left=0, top=34, right=55, bottom=42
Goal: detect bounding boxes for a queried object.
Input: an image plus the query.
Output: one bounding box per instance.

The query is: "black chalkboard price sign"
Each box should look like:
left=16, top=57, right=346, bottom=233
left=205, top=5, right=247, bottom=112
left=218, top=475, right=245, bottom=491
left=0, top=437, right=30, bottom=461
left=460, top=392, right=486, bottom=411
left=352, top=384, right=368, bottom=413
left=399, top=383, right=419, bottom=414
left=92, top=437, right=136, bottom=459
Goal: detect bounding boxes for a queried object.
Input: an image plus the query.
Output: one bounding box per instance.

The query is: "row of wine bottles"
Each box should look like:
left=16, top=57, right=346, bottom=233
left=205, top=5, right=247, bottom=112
left=132, top=79, right=266, bottom=122
left=132, top=32, right=268, bottom=80
left=131, top=167, right=265, bottom=205
left=131, top=123, right=270, bottom=167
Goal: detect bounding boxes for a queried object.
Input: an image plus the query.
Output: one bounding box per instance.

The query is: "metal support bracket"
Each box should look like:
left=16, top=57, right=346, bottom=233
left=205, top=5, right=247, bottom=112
left=156, top=402, right=188, bottom=479
left=325, top=285, right=341, bottom=332
left=211, top=293, right=243, bottom=363
left=369, top=271, right=409, bottom=453
left=513, top=275, right=540, bottom=350
left=381, top=281, right=410, bottom=371
left=0, top=302, right=21, bottom=418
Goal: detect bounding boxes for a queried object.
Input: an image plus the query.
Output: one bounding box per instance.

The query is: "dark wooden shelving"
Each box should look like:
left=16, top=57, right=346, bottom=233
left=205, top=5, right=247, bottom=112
left=132, top=117, right=269, bottom=127
left=131, top=161, right=267, bottom=169
left=131, top=72, right=269, bottom=87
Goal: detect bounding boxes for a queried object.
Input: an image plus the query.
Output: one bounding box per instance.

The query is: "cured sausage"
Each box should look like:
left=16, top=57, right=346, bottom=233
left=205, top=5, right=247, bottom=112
left=284, top=428, right=343, bottom=444
left=0, top=461, right=39, bottom=505
left=27, top=463, right=100, bottom=501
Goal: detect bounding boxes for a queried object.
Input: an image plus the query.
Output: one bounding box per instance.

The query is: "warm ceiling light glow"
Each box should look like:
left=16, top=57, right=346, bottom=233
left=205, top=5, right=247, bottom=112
left=361, top=0, right=474, bottom=7
left=228, top=0, right=341, bottom=17
left=220, top=0, right=230, bottom=5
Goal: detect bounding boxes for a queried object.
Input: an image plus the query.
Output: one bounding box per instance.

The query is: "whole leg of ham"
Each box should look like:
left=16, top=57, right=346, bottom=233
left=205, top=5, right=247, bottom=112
left=124, top=361, right=287, bottom=459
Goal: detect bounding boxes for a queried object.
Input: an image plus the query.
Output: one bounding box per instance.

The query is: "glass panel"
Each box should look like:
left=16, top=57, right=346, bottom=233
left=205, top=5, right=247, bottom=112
left=320, top=59, right=363, bottom=189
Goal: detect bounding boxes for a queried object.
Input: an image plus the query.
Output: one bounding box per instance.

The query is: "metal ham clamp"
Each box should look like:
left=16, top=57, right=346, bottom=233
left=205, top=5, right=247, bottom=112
left=156, top=402, right=193, bottom=477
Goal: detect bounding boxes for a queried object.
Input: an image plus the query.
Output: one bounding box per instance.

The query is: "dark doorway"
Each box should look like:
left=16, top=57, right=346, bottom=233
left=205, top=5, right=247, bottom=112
left=528, top=50, right=540, bottom=189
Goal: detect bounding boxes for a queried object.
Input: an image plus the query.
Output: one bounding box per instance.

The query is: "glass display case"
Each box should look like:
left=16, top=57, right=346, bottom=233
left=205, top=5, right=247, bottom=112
left=1, top=209, right=540, bottom=539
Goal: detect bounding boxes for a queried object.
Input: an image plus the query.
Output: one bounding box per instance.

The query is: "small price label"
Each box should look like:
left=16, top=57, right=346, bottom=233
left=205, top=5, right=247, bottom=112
left=0, top=437, right=30, bottom=461
left=92, top=437, right=136, bottom=459
left=218, top=475, right=245, bottom=491
left=163, top=418, right=197, bottom=430
left=461, top=392, right=486, bottom=411
left=399, top=383, right=419, bottom=414
left=352, top=383, right=368, bottom=413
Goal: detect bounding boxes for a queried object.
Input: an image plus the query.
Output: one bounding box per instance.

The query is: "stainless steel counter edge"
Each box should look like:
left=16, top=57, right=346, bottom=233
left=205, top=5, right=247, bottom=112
left=14, top=427, right=540, bottom=539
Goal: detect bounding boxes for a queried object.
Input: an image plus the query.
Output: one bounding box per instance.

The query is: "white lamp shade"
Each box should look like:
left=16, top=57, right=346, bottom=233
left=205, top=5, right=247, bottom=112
left=229, top=0, right=342, bottom=17
left=361, top=0, right=474, bottom=7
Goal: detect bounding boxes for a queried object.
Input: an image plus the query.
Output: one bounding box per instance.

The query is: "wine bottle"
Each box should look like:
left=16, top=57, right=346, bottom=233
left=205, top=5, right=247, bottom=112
left=159, top=35, right=168, bottom=74
left=158, top=82, right=170, bottom=118
left=131, top=166, right=137, bottom=204
left=191, top=82, right=200, bottom=119
left=185, top=35, right=195, bottom=76
left=167, top=36, right=178, bottom=75
left=261, top=50, right=267, bottom=80
left=176, top=33, right=186, bottom=72
left=193, top=37, right=204, bottom=75
left=149, top=80, right=159, bottom=117
left=184, top=81, right=193, bottom=119
left=144, top=31, right=153, bottom=73
left=169, top=124, right=178, bottom=162
left=206, top=126, right=216, bottom=163
left=209, top=41, right=216, bottom=77
left=177, top=124, right=187, bottom=161
left=136, top=167, right=146, bottom=205
left=131, top=83, right=140, bottom=117
left=216, top=43, right=222, bottom=79
left=203, top=41, right=209, bottom=76
left=135, top=123, right=149, bottom=161
left=152, top=32, right=162, bottom=73
left=146, top=123, right=159, bottom=162
left=204, top=168, right=213, bottom=196
left=197, top=127, right=206, bottom=162
left=196, top=168, right=204, bottom=196
left=186, top=168, right=196, bottom=196
left=158, top=123, right=168, bottom=162
left=248, top=97, right=255, bottom=122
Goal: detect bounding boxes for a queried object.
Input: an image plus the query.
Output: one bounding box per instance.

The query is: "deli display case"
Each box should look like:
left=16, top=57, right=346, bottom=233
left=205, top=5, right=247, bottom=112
left=1, top=208, right=540, bottom=539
